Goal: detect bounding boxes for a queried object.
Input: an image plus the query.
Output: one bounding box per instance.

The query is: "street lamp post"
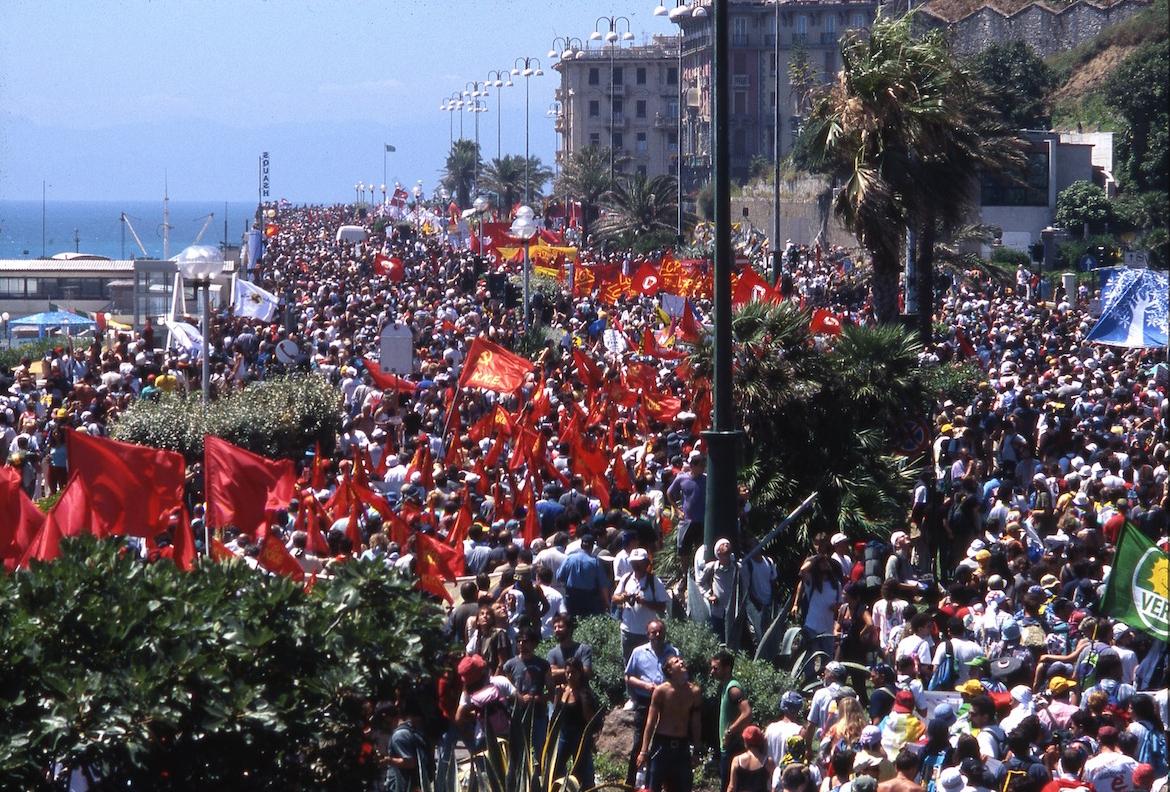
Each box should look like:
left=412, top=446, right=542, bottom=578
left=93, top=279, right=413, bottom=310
left=511, top=57, right=544, bottom=205
left=174, top=245, right=224, bottom=405
left=704, top=0, right=739, bottom=567
left=0, top=312, right=9, bottom=349
left=510, top=206, right=539, bottom=331
left=591, top=16, right=635, bottom=185
left=657, top=1, right=697, bottom=243
left=464, top=81, right=491, bottom=195
left=769, top=0, right=783, bottom=285
left=487, top=69, right=514, bottom=161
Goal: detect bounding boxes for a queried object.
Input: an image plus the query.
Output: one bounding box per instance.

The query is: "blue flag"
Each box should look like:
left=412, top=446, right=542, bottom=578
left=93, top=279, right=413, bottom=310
left=1085, top=268, right=1168, bottom=348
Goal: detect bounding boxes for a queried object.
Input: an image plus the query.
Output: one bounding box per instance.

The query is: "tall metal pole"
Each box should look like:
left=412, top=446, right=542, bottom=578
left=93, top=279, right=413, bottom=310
left=703, top=0, right=739, bottom=561
left=609, top=44, right=616, bottom=184
left=771, top=0, right=783, bottom=285
left=525, top=74, right=531, bottom=205
left=200, top=280, right=211, bottom=404
left=677, top=34, right=684, bottom=243
left=522, top=238, right=531, bottom=330
left=474, top=102, right=481, bottom=196
left=497, top=88, right=503, bottom=161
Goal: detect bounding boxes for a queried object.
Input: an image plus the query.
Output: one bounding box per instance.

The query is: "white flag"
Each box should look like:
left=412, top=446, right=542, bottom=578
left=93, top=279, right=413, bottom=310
left=232, top=277, right=279, bottom=322
left=165, top=320, right=204, bottom=357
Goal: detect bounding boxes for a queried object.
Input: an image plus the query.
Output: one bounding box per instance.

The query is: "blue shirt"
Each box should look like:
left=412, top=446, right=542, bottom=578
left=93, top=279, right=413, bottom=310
left=623, top=641, right=679, bottom=703
left=556, top=551, right=605, bottom=591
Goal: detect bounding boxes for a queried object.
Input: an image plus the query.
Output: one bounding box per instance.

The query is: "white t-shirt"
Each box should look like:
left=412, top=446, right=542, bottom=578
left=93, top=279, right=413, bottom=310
left=1083, top=750, right=1137, bottom=792
left=896, top=634, right=933, bottom=668
left=764, top=718, right=803, bottom=766
left=614, top=571, right=667, bottom=636
left=931, top=637, right=984, bottom=682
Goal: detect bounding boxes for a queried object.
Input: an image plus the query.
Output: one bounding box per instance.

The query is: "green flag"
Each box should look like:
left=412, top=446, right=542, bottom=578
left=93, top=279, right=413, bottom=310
left=385, top=144, right=396, bottom=153
left=1100, top=523, right=1168, bottom=641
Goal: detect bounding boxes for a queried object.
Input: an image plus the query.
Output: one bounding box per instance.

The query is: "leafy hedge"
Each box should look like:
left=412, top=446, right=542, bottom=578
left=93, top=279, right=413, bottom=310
left=111, top=373, right=342, bottom=461
left=551, top=615, right=797, bottom=726
left=0, top=537, right=445, bottom=790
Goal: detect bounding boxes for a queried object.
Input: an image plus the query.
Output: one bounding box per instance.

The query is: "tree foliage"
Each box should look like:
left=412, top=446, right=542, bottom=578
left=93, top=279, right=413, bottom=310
left=481, top=154, right=554, bottom=210
left=1105, top=40, right=1169, bottom=193
left=111, top=373, right=342, bottom=461
left=0, top=537, right=445, bottom=790
left=1055, top=180, right=1112, bottom=237
left=441, top=139, right=483, bottom=208
left=971, top=41, right=1056, bottom=129
left=803, top=14, right=1024, bottom=329
left=690, top=302, right=920, bottom=572
left=554, top=145, right=626, bottom=243
left=595, top=172, right=680, bottom=246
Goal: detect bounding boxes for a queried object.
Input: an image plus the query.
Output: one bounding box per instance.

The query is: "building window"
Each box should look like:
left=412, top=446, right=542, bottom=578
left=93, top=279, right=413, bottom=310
left=851, top=12, right=866, bottom=28
left=825, top=14, right=837, bottom=33
left=613, top=97, right=624, bottom=116
left=667, top=66, right=678, bottom=85
left=732, top=16, right=749, bottom=46
left=770, top=91, right=776, bottom=108
left=613, top=132, right=624, bottom=149
left=796, top=15, right=808, bottom=33
left=637, top=165, right=648, bottom=177
left=590, top=132, right=601, bottom=146
left=613, top=67, right=624, bottom=86
left=636, top=99, right=647, bottom=118
left=666, top=98, right=679, bottom=117
left=734, top=52, right=746, bottom=74
left=734, top=128, right=746, bottom=155
left=734, top=91, right=747, bottom=116
left=669, top=131, right=678, bottom=146
left=589, top=68, right=600, bottom=85
left=636, top=132, right=648, bottom=153
left=589, top=100, right=600, bottom=117
left=769, top=52, right=776, bottom=75
left=981, top=149, right=1050, bottom=206
left=824, top=50, right=835, bottom=77
left=636, top=67, right=647, bottom=85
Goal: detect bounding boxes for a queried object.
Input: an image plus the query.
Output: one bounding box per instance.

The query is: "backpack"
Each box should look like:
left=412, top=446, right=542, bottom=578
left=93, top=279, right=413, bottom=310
left=928, top=641, right=957, bottom=691
left=919, top=747, right=952, bottom=792
left=863, top=540, right=891, bottom=591
left=1135, top=721, right=1169, bottom=775
left=1075, top=643, right=1103, bottom=688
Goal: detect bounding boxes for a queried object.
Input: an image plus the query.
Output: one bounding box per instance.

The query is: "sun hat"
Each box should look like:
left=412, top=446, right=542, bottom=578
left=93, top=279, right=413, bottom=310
left=1048, top=676, right=1077, bottom=695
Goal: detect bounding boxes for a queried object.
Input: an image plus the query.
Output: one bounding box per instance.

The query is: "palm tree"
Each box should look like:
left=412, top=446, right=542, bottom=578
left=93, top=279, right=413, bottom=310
left=594, top=172, right=679, bottom=244
left=481, top=155, right=554, bottom=211
left=441, top=139, right=482, bottom=209
left=802, top=13, right=1024, bottom=334
left=688, top=300, right=917, bottom=573
left=554, top=145, right=626, bottom=243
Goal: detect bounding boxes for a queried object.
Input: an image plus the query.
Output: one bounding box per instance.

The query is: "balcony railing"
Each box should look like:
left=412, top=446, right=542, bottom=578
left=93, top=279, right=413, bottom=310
left=654, top=113, right=678, bottom=128
left=820, top=31, right=838, bottom=44
left=732, top=74, right=750, bottom=88
left=605, top=83, right=626, bottom=96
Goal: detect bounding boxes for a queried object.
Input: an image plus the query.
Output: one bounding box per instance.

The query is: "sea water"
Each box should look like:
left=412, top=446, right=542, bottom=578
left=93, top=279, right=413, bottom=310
left=0, top=200, right=259, bottom=260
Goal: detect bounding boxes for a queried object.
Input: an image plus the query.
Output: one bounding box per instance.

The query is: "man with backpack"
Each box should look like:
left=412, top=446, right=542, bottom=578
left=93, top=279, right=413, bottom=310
left=929, top=617, right=985, bottom=690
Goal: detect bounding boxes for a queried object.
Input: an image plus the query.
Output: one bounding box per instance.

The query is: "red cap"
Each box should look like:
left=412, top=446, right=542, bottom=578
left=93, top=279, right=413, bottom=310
left=1097, top=725, right=1119, bottom=744
left=457, top=654, right=487, bottom=679
left=742, top=725, right=766, bottom=749
left=894, top=690, right=916, bottom=713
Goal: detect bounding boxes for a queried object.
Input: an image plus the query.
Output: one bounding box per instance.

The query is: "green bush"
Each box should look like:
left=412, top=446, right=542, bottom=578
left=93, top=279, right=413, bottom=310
left=111, top=373, right=342, bottom=461
left=0, top=536, right=445, bottom=790
left=918, top=360, right=985, bottom=407
left=989, top=246, right=1032, bottom=269
left=0, top=337, right=66, bottom=373
left=549, top=615, right=796, bottom=725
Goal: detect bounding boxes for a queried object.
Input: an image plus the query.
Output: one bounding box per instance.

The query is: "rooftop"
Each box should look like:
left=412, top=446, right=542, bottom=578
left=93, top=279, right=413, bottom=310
left=921, top=0, right=1133, bottom=23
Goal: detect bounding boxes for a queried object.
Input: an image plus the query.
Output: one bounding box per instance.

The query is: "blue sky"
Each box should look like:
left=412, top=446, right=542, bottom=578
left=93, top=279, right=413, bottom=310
left=0, top=1, right=678, bottom=204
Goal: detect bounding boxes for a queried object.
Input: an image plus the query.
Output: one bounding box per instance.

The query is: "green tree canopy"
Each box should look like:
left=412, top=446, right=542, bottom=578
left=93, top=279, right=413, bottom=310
left=481, top=154, right=554, bottom=210
left=1055, top=180, right=1112, bottom=237
left=0, top=538, right=444, bottom=789
left=554, top=145, right=626, bottom=243
left=1106, top=40, right=1169, bottom=193
left=971, top=41, right=1056, bottom=129
left=441, top=139, right=482, bottom=208
left=595, top=172, right=680, bottom=246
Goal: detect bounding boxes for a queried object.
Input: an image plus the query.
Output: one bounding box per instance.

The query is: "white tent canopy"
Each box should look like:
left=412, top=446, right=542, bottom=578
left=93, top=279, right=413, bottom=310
left=335, top=225, right=368, bottom=243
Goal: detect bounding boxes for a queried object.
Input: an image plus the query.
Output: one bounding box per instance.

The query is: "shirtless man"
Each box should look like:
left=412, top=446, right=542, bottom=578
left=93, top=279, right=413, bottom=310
left=877, top=749, right=925, bottom=792
left=637, top=654, right=702, bottom=792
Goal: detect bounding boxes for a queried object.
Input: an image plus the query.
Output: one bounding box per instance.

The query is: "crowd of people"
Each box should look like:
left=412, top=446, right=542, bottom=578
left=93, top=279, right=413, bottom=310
left=2, top=202, right=1167, bottom=792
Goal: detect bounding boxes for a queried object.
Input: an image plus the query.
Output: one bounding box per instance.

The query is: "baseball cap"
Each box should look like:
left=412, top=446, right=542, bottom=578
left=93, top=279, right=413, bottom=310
left=781, top=691, right=805, bottom=714
left=889, top=530, right=908, bottom=545
left=1111, top=622, right=1131, bottom=640
left=1048, top=676, right=1077, bottom=694
left=831, top=532, right=849, bottom=546
left=939, top=768, right=965, bottom=792
left=1040, top=574, right=1060, bottom=590
left=956, top=679, right=985, bottom=697
left=855, top=752, right=885, bottom=771
left=859, top=725, right=882, bottom=748
left=457, top=654, right=487, bottom=679
left=894, top=690, right=915, bottom=713
left=629, top=548, right=650, bottom=562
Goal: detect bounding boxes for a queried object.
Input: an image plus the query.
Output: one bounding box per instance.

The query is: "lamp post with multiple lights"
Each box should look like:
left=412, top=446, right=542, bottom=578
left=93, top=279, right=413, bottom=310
left=654, top=1, right=706, bottom=241
left=464, top=81, right=492, bottom=195
left=511, top=57, right=544, bottom=205
left=590, top=16, right=635, bottom=184
left=440, top=91, right=465, bottom=146
left=486, top=69, right=514, bottom=161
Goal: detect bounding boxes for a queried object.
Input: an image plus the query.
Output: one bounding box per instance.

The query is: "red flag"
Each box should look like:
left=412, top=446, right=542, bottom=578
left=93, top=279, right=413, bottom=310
left=632, top=262, right=662, bottom=296
left=612, top=453, right=634, bottom=493
left=810, top=308, right=844, bottom=336
left=303, top=492, right=333, bottom=555
left=732, top=267, right=781, bottom=308
left=204, top=435, right=296, bottom=538
left=448, top=486, right=474, bottom=548
left=642, top=391, right=683, bottom=424
left=311, top=441, right=327, bottom=491
left=170, top=507, right=196, bottom=572
left=676, top=300, right=703, bottom=343
left=256, top=533, right=306, bottom=581
left=19, top=473, right=93, bottom=566
left=457, top=336, right=534, bottom=394
left=1, top=465, right=46, bottom=568
left=573, top=348, right=604, bottom=392
left=346, top=483, right=364, bottom=553
left=373, top=253, right=405, bottom=282
left=209, top=536, right=235, bottom=563
left=522, top=477, right=541, bottom=545
left=364, top=358, right=418, bottom=394
left=405, top=443, right=435, bottom=489
left=468, top=405, right=514, bottom=443
left=66, top=429, right=185, bottom=539
left=415, top=532, right=462, bottom=601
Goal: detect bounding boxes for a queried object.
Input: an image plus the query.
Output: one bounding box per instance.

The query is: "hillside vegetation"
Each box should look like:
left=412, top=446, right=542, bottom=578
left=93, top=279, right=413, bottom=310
left=1048, top=0, right=1168, bottom=130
